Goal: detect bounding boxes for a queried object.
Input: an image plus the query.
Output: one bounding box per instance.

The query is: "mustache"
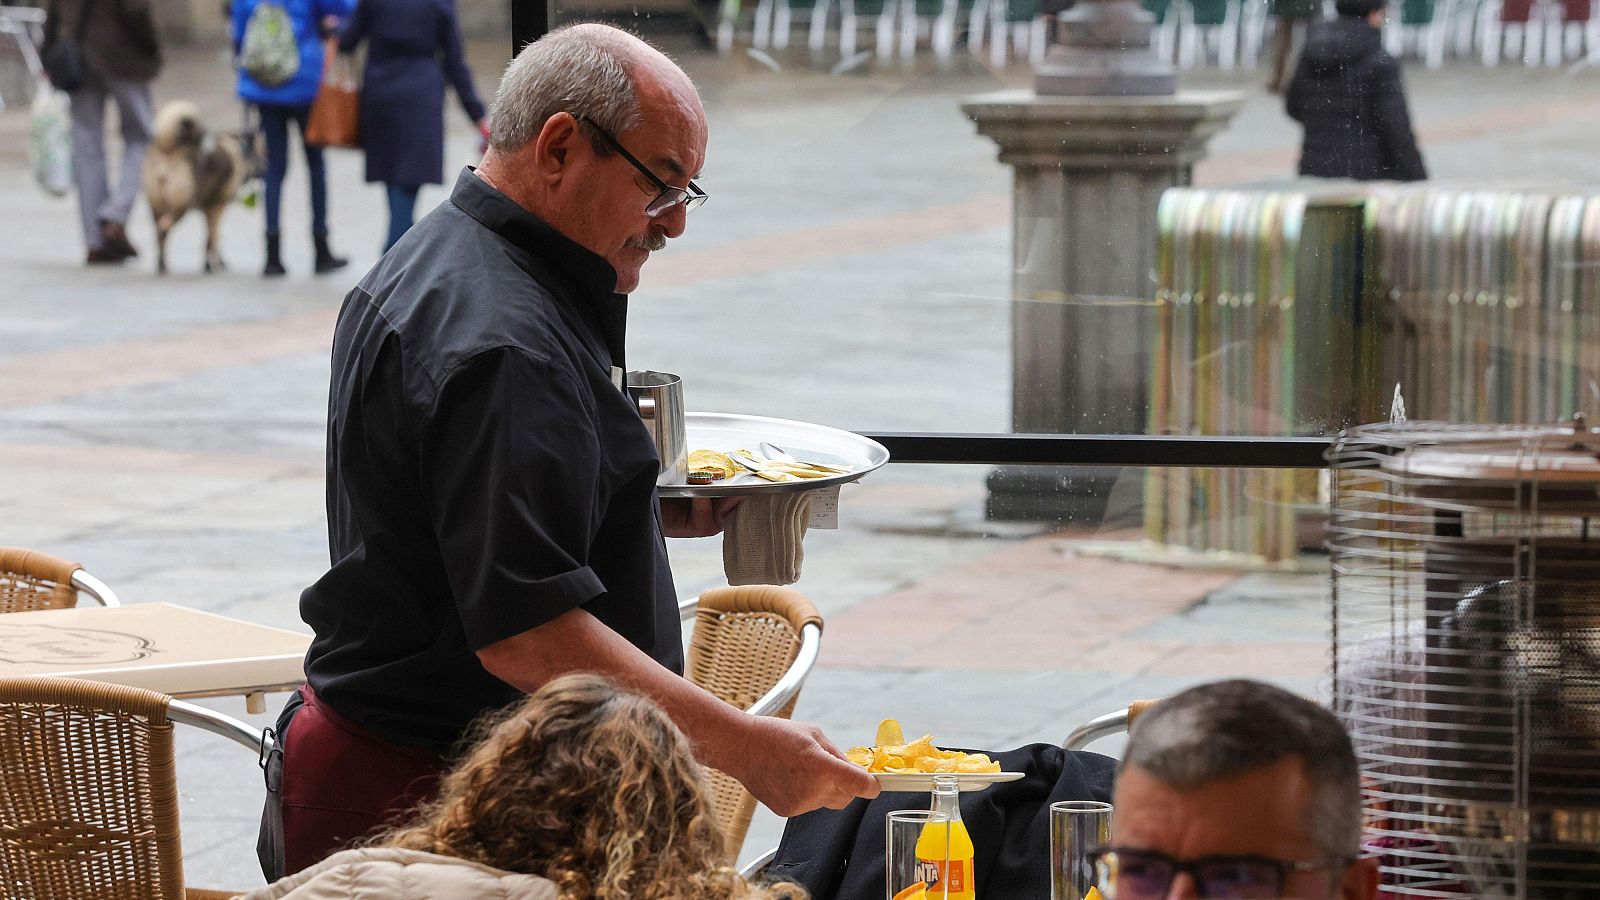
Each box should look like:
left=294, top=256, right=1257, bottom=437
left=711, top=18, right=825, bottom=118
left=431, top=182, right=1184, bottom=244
left=628, top=232, right=668, bottom=252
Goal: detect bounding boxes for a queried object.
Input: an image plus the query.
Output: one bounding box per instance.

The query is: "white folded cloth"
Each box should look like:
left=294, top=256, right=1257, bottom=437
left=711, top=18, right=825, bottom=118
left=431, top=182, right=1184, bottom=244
left=722, top=491, right=813, bottom=586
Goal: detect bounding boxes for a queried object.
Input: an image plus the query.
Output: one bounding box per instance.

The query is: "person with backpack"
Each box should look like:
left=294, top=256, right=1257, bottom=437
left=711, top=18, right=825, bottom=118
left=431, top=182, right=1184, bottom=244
left=337, top=0, right=488, bottom=252
left=232, top=0, right=354, bottom=276
left=42, top=0, right=162, bottom=265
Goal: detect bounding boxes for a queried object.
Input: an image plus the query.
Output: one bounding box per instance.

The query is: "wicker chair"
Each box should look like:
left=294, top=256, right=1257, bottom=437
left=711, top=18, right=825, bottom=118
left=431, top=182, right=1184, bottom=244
left=682, top=585, right=824, bottom=860
left=0, top=546, right=121, bottom=612
left=0, top=676, right=267, bottom=899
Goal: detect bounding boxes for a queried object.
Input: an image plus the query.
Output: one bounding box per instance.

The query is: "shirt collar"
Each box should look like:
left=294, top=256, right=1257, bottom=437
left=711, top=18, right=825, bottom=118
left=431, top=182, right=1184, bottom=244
left=449, top=167, right=630, bottom=367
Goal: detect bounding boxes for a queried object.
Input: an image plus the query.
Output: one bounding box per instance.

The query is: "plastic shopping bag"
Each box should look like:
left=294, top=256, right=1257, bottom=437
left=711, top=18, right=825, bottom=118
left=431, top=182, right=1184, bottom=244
left=30, top=88, right=72, bottom=197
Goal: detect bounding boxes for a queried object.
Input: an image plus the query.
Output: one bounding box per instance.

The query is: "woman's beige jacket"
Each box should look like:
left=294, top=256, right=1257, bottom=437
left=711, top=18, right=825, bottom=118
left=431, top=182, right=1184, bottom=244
left=239, top=847, right=561, bottom=900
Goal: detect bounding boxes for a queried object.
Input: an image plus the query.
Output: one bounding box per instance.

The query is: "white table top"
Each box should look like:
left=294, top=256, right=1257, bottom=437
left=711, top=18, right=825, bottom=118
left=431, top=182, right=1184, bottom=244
left=0, top=602, right=309, bottom=699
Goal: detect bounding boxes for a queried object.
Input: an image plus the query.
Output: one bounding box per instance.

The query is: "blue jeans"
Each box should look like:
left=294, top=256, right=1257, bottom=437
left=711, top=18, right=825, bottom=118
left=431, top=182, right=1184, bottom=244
left=258, top=103, right=327, bottom=237
left=384, top=183, right=419, bottom=251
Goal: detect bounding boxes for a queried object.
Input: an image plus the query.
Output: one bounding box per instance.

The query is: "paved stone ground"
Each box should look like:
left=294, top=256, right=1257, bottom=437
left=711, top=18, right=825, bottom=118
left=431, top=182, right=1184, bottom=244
left=4, top=30, right=1599, bottom=890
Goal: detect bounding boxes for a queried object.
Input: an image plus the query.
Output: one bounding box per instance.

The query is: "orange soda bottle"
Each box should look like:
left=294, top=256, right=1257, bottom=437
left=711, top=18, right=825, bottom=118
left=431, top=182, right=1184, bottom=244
left=915, top=775, right=976, bottom=899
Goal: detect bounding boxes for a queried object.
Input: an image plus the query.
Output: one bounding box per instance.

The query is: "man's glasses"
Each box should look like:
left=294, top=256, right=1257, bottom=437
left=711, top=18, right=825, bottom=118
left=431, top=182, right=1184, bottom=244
left=1089, top=848, right=1350, bottom=899
left=577, top=114, right=707, bottom=218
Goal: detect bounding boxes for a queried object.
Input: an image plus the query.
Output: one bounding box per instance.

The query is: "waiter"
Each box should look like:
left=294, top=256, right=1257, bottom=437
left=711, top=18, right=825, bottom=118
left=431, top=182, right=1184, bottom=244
left=259, top=22, right=879, bottom=879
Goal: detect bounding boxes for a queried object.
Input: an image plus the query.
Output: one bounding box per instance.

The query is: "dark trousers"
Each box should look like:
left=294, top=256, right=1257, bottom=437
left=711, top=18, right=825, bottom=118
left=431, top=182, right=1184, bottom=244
left=259, top=685, right=445, bottom=879
left=258, top=103, right=328, bottom=238
left=384, top=183, right=419, bottom=251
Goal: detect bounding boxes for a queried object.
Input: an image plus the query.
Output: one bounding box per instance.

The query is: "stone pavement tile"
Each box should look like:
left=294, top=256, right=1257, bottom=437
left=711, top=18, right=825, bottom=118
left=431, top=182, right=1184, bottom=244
left=820, top=534, right=1244, bottom=670
left=0, top=309, right=335, bottom=410
left=135, top=478, right=323, bottom=534
left=0, top=440, right=319, bottom=480
left=1141, top=640, right=1330, bottom=680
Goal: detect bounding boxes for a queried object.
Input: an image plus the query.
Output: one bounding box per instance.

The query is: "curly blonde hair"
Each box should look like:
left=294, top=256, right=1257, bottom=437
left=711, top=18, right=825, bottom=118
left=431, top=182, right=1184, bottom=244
left=378, top=673, right=805, bottom=900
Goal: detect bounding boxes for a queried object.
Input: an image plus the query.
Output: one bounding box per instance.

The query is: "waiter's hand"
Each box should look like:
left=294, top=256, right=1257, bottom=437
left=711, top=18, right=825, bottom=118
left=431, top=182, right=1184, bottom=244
left=660, top=496, right=742, bottom=538
left=726, top=715, right=881, bottom=817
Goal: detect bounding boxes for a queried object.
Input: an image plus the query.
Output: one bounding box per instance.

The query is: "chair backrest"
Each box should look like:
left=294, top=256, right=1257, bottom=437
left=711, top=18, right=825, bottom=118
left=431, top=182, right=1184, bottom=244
left=1062, top=697, right=1164, bottom=751
left=0, top=676, right=186, bottom=899
left=0, top=547, right=83, bottom=613
left=685, top=585, right=823, bottom=859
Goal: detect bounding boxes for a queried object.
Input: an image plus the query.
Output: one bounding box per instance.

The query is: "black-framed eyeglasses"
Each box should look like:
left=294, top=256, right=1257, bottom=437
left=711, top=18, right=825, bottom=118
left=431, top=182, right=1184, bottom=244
left=1090, top=848, right=1352, bottom=899
left=577, top=114, right=707, bottom=218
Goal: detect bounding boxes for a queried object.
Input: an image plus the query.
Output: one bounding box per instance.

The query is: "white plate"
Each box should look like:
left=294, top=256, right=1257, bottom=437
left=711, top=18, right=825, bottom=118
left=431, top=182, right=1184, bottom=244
left=871, top=772, right=1024, bottom=793
left=661, top=411, right=891, bottom=498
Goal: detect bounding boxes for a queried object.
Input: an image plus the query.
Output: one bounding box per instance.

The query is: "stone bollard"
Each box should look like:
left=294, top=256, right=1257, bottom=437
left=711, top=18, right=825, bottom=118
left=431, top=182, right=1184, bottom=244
left=964, top=0, right=1242, bottom=522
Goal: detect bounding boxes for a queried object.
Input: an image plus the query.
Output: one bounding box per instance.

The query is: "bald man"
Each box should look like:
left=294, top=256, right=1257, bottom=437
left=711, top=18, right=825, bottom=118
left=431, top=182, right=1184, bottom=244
left=260, top=24, right=879, bottom=878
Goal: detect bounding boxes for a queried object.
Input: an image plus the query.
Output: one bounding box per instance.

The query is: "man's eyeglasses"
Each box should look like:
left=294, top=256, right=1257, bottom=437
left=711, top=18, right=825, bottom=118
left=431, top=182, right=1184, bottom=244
left=577, top=114, right=707, bottom=218
left=1089, top=848, right=1351, bottom=899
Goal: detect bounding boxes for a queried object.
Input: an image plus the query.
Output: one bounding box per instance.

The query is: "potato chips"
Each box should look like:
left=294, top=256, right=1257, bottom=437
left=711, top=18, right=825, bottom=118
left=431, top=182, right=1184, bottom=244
left=686, top=449, right=740, bottom=481
left=686, top=448, right=850, bottom=485
left=845, top=719, right=1001, bottom=774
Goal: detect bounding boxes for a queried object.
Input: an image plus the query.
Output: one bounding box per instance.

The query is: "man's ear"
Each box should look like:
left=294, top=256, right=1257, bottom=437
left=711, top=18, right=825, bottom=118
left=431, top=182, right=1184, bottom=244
left=1340, top=855, right=1380, bottom=900
left=531, top=112, right=582, bottom=180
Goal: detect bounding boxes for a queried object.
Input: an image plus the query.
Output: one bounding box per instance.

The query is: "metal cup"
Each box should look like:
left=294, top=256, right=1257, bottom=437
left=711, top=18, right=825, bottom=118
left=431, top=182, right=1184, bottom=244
left=625, top=370, right=686, bottom=486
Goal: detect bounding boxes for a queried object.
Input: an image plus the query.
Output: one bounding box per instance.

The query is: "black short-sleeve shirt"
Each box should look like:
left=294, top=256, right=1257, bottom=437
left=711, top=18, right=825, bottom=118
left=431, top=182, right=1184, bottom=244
left=299, top=168, right=682, bottom=754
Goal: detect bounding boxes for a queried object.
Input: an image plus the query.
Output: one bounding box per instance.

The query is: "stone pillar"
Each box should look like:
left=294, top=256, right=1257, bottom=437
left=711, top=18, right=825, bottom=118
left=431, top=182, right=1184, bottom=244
left=963, top=90, right=1242, bottom=521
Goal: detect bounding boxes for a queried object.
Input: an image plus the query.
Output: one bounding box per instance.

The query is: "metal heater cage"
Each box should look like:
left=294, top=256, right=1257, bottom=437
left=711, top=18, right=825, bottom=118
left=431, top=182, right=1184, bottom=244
left=1329, top=420, right=1600, bottom=899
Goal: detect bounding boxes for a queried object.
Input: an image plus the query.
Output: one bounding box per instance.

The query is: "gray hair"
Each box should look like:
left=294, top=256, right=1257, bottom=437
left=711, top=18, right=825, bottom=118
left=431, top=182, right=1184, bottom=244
left=1120, top=680, right=1361, bottom=862
left=488, top=23, right=644, bottom=154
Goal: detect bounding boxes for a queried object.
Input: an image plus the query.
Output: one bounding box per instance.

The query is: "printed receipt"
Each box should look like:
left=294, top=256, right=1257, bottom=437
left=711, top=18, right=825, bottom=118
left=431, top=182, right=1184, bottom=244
left=808, top=485, right=840, bottom=529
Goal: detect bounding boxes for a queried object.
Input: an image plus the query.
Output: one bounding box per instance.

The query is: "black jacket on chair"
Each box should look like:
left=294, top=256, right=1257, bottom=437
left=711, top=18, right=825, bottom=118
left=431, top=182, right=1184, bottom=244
left=1286, top=16, right=1427, bottom=182
left=765, top=744, right=1117, bottom=900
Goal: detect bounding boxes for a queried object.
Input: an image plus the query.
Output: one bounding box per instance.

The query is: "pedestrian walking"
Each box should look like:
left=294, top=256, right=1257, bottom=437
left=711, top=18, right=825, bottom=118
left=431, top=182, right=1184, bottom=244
left=232, top=0, right=354, bottom=276
left=1286, top=0, right=1427, bottom=181
left=1265, top=0, right=1318, bottom=93
left=42, top=0, right=162, bottom=265
left=338, top=0, right=488, bottom=251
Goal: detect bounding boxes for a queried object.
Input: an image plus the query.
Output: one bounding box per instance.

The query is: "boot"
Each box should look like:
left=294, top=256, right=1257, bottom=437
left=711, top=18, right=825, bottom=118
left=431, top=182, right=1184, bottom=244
left=313, top=235, right=348, bottom=275
left=263, top=233, right=286, bottom=278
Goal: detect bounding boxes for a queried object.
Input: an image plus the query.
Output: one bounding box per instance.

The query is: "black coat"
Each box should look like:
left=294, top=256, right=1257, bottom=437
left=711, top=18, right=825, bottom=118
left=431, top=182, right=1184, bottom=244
left=766, top=744, right=1117, bottom=900
left=1286, top=17, right=1427, bottom=182
left=45, top=0, right=162, bottom=83
left=338, top=0, right=485, bottom=188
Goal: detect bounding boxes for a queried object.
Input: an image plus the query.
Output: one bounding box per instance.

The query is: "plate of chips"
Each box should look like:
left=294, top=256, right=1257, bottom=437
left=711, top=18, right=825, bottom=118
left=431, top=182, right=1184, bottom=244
left=660, top=412, right=890, bottom=498
left=846, top=719, right=1022, bottom=793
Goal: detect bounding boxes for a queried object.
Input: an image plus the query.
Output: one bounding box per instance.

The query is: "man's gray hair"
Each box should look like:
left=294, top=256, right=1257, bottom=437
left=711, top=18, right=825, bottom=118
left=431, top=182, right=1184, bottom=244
left=1121, top=680, right=1362, bottom=861
left=488, top=24, right=645, bottom=154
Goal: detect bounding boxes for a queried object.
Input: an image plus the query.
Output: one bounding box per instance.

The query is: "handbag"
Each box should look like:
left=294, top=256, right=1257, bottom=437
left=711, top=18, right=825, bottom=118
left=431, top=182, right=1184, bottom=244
left=29, top=88, right=73, bottom=195
left=305, top=40, right=359, bottom=149
left=40, top=0, right=92, bottom=91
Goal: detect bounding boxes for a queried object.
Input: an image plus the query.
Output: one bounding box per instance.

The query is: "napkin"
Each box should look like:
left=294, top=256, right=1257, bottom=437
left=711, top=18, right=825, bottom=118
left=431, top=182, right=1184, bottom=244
left=722, top=491, right=813, bottom=586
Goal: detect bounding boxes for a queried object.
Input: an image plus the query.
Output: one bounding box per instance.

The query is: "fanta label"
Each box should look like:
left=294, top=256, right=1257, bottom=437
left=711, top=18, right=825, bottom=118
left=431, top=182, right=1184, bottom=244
left=914, top=857, right=972, bottom=896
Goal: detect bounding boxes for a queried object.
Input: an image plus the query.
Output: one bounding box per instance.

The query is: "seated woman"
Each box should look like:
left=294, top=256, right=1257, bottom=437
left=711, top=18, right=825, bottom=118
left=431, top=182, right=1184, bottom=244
left=244, top=673, right=804, bottom=899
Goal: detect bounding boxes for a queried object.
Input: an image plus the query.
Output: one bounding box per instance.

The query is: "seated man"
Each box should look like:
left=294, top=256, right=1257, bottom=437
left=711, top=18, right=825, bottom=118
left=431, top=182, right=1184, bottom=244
left=1097, top=680, right=1380, bottom=900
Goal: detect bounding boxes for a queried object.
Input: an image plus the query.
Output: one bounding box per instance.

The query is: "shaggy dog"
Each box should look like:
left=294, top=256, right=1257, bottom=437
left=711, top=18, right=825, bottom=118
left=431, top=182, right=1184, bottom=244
left=142, top=101, right=245, bottom=274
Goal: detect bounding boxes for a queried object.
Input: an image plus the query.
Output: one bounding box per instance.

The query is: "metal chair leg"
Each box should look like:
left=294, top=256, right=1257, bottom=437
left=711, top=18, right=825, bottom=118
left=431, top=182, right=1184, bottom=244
left=877, top=2, right=897, bottom=57
left=810, top=0, right=833, bottom=51
left=754, top=0, right=774, bottom=48
left=774, top=0, right=793, bottom=49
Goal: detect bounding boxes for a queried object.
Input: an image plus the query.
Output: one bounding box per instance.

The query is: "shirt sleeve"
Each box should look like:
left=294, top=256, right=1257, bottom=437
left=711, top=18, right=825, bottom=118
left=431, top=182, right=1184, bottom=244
left=418, top=346, right=608, bottom=651
left=438, top=1, right=487, bottom=123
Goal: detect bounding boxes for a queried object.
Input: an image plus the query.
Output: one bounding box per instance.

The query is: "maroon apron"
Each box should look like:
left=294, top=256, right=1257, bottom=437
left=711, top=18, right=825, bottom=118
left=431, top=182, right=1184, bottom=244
left=277, top=685, right=446, bottom=875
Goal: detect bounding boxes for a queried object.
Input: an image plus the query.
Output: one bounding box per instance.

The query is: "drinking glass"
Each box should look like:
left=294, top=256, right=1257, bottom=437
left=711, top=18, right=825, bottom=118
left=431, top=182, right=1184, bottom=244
left=1050, top=800, right=1112, bottom=900
left=886, top=810, right=951, bottom=900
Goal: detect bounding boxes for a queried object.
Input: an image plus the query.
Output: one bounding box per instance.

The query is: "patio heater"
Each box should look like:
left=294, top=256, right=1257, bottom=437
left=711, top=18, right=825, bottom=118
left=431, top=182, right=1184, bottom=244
left=1327, top=419, right=1600, bottom=898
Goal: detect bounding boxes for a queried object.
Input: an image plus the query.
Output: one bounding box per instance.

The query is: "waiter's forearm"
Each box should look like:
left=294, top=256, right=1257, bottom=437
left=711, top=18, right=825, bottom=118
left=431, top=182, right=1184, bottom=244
left=476, top=607, right=752, bottom=772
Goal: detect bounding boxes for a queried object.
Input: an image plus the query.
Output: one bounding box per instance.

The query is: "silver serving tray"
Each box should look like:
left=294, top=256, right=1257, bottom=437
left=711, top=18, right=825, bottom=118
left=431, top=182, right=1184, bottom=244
left=658, top=412, right=890, bottom=498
